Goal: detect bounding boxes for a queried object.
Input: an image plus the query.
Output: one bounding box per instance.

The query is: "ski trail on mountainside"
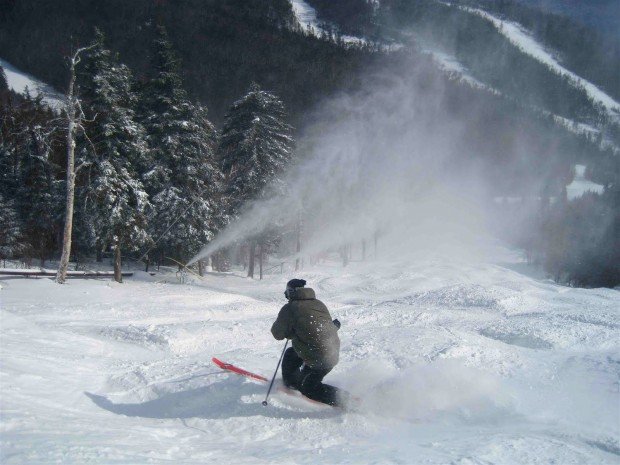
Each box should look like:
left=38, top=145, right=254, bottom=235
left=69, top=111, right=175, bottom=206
left=460, top=7, right=620, bottom=119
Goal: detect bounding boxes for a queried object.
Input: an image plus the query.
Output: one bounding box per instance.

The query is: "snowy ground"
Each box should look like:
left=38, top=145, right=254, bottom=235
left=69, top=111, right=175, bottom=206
left=1, top=248, right=619, bottom=464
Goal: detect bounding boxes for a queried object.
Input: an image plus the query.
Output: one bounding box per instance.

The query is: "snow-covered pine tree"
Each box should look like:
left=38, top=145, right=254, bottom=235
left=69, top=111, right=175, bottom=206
left=219, top=82, right=293, bottom=213
left=15, top=93, right=63, bottom=267
left=0, top=72, right=16, bottom=199
left=0, top=193, right=25, bottom=266
left=139, top=25, right=221, bottom=266
left=0, top=66, right=8, bottom=92
left=78, top=30, right=151, bottom=282
left=218, top=82, right=294, bottom=277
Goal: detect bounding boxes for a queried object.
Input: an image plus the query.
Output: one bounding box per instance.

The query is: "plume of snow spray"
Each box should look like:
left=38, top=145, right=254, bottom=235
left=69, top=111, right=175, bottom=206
left=190, top=55, right=498, bottom=266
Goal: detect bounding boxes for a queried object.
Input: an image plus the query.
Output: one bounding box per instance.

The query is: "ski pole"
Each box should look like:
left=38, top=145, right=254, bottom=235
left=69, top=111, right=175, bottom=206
left=262, top=339, right=288, bottom=406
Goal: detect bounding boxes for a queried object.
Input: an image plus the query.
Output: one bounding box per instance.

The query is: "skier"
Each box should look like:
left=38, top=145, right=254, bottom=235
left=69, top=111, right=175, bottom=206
left=271, top=278, right=346, bottom=407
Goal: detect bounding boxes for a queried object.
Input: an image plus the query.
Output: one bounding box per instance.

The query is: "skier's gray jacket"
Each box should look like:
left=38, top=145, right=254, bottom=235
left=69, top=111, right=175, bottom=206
left=271, top=287, right=340, bottom=370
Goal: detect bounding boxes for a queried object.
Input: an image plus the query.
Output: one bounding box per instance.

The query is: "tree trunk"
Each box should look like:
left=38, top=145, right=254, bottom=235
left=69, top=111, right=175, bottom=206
left=341, top=245, right=349, bottom=267
left=241, top=244, right=247, bottom=269
left=55, top=116, right=77, bottom=284
left=247, top=241, right=256, bottom=278
left=198, top=259, right=204, bottom=277
left=374, top=231, right=378, bottom=259
left=295, top=211, right=302, bottom=271
left=96, top=241, right=103, bottom=262
left=144, top=254, right=150, bottom=272
left=259, top=243, right=264, bottom=280
left=113, top=241, right=122, bottom=283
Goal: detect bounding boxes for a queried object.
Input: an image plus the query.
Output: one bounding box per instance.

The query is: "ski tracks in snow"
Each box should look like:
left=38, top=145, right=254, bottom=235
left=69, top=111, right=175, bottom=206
left=1, top=252, right=619, bottom=463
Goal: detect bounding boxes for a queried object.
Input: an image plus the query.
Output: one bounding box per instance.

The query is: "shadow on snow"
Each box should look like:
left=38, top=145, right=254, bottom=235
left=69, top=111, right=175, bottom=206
left=85, top=376, right=337, bottom=420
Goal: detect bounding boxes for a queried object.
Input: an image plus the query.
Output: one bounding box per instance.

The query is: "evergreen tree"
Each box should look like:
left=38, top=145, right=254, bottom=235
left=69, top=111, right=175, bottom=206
left=219, top=82, right=294, bottom=214
left=0, top=193, right=24, bottom=264
left=78, top=30, right=151, bottom=281
left=140, top=25, right=221, bottom=264
left=218, top=82, right=294, bottom=277
left=0, top=77, right=16, bottom=200
left=0, top=65, right=8, bottom=92
left=15, top=93, right=63, bottom=267
left=536, top=188, right=620, bottom=287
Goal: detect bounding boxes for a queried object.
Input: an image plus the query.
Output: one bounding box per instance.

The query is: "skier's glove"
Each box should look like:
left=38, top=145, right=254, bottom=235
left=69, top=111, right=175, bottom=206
left=333, top=319, right=341, bottom=330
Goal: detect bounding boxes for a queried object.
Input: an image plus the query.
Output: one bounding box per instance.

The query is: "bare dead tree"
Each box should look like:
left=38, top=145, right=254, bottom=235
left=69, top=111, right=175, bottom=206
left=56, top=44, right=95, bottom=284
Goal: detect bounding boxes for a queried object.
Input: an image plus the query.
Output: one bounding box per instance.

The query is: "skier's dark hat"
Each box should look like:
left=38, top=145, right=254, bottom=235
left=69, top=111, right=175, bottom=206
left=285, top=278, right=306, bottom=299
left=286, top=278, right=306, bottom=290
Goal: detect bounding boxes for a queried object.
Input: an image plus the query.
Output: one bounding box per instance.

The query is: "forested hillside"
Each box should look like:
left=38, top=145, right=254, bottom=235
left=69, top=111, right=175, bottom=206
left=0, top=0, right=376, bottom=125
left=471, top=0, right=620, bottom=101
left=512, top=0, right=620, bottom=39
left=307, top=0, right=620, bottom=102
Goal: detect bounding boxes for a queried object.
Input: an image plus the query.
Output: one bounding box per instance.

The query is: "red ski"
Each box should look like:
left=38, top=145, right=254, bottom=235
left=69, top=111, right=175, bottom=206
left=211, top=357, right=331, bottom=407
left=212, top=357, right=269, bottom=382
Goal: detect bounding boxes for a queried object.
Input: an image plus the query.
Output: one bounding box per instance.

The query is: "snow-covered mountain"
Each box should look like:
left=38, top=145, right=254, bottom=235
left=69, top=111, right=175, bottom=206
left=290, top=0, right=620, bottom=154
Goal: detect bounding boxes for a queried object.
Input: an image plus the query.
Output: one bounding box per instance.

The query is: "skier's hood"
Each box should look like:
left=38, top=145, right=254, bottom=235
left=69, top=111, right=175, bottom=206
left=290, top=287, right=316, bottom=300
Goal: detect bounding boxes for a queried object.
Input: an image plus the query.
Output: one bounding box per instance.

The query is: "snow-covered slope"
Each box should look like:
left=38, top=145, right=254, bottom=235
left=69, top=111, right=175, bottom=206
left=420, top=46, right=500, bottom=93
left=416, top=46, right=612, bottom=150
left=461, top=7, right=620, bottom=120
left=1, top=249, right=618, bottom=464
left=289, top=0, right=367, bottom=46
left=0, top=58, right=64, bottom=109
left=290, top=0, right=320, bottom=32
